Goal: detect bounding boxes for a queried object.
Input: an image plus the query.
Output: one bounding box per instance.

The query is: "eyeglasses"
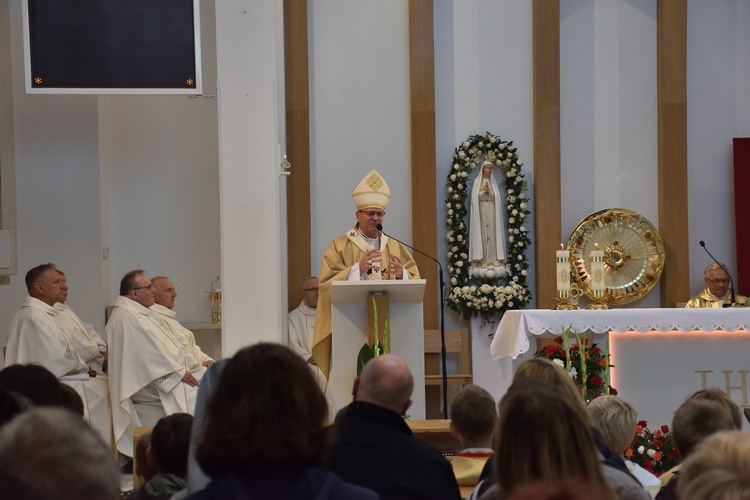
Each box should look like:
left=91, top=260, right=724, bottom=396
left=131, top=284, right=154, bottom=292
left=706, top=278, right=730, bottom=285
left=358, top=210, right=385, bottom=218
left=303, top=287, right=319, bottom=292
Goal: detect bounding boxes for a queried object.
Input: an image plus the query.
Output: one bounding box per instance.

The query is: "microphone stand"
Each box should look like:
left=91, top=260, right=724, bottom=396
left=378, top=224, right=449, bottom=418
left=699, top=240, right=736, bottom=307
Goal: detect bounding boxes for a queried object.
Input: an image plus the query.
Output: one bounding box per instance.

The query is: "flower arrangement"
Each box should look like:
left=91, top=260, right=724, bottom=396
left=534, top=327, right=616, bottom=402
left=626, top=420, right=679, bottom=476
left=445, top=132, right=532, bottom=322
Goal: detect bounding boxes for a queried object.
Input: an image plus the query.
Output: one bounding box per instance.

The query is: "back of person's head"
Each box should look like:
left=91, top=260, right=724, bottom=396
left=0, top=389, right=26, bottom=427
left=586, top=395, right=637, bottom=455
left=355, top=353, right=414, bottom=415
left=134, top=430, right=157, bottom=484
left=196, top=343, right=329, bottom=476
left=494, top=387, right=614, bottom=499
left=0, top=364, right=64, bottom=407
left=513, top=358, right=583, bottom=409
left=450, top=384, right=496, bottom=445
left=506, top=479, right=614, bottom=500
left=0, top=407, right=120, bottom=500
left=150, top=413, right=193, bottom=477
left=672, top=397, right=736, bottom=459
left=59, top=383, right=84, bottom=416
left=689, top=388, right=742, bottom=430
left=677, top=430, right=750, bottom=500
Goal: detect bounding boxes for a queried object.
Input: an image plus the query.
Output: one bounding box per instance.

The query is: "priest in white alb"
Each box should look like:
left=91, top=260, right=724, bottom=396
left=149, top=275, right=215, bottom=372
left=106, top=270, right=201, bottom=457
left=288, top=276, right=327, bottom=390
left=5, top=264, right=112, bottom=443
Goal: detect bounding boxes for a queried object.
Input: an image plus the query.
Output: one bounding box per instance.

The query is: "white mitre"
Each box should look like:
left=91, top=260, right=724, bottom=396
left=352, top=169, right=391, bottom=210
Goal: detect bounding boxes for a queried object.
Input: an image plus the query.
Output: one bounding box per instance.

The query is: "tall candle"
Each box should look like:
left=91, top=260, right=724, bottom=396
left=556, top=244, right=570, bottom=293
left=589, top=243, right=606, bottom=291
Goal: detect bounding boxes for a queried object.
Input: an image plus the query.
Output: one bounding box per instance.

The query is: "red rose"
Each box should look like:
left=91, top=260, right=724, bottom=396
left=661, top=424, right=670, bottom=433
left=592, top=346, right=601, bottom=354
left=571, top=344, right=579, bottom=350
left=590, top=376, right=603, bottom=386
left=554, top=336, right=563, bottom=344
left=609, top=387, right=618, bottom=395
left=544, top=345, right=557, bottom=355
left=638, top=420, right=648, bottom=428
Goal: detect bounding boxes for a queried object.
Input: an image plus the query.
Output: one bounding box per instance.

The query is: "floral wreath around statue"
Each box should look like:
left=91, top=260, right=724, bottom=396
left=445, top=132, right=532, bottom=321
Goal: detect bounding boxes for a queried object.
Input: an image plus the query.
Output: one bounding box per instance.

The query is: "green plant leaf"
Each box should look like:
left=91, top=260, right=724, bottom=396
left=356, top=343, right=375, bottom=376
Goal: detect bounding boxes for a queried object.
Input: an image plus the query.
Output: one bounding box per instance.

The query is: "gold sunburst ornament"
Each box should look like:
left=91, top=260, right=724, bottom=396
left=567, top=208, right=665, bottom=305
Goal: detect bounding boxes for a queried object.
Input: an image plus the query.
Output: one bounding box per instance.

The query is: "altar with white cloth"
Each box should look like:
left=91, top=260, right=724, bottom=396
left=485, top=308, right=750, bottom=426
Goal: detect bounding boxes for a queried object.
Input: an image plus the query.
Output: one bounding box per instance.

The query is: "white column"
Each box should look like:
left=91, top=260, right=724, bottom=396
left=215, top=0, right=287, bottom=357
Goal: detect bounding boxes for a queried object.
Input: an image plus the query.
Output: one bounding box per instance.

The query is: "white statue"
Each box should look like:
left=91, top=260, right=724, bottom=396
left=469, top=160, right=507, bottom=277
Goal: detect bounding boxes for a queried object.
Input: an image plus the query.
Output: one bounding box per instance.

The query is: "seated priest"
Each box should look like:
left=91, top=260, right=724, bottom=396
left=311, top=169, right=420, bottom=391
left=685, top=262, right=749, bottom=308
left=106, top=270, right=201, bottom=458
left=5, top=263, right=112, bottom=443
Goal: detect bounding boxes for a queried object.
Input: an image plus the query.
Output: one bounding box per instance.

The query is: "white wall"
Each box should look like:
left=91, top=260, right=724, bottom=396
left=309, top=0, right=412, bottom=271
left=687, top=0, right=750, bottom=292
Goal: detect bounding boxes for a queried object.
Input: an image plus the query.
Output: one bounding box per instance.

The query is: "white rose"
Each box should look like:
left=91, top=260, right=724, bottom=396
left=450, top=174, right=456, bottom=181
left=520, top=202, right=527, bottom=209
left=462, top=286, right=470, bottom=294
left=517, top=160, right=524, bottom=166
left=460, top=171, right=468, bottom=178
left=448, top=187, right=453, bottom=193
left=512, top=209, right=518, bottom=216
left=456, top=261, right=463, bottom=267
left=508, top=301, right=513, bottom=307
left=457, top=184, right=463, bottom=190
left=448, top=209, right=453, bottom=215
left=516, top=176, right=523, bottom=183
left=470, top=286, right=477, bottom=292
left=520, top=226, right=527, bottom=232
left=499, top=144, right=506, bottom=150
left=506, top=171, right=513, bottom=177
left=457, top=235, right=463, bottom=241
left=569, top=367, right=577, bottom=378
left=460, top=253, right=467, bottom=259
left=488, top=300, right=494, bottom=307
left=647, top=449, right=656, bottom=458
left=508, top=189, right=515, bottom=195
left=637, top=446, right=645, bottom=455
left=453, top=164, right=460, bottom=170
left=463, top=141, right=470, bottom=148
left=509, top=236, right=515, bottom=243
left=447, top=252, right=453, bottom=258
left=480, top=284, right=492, bottom=294
left=451, top=277, right=457, bottom=285
left=552, top=359, right=565, bottom=368
left=521, top=270, right=528, bottom=276
left=446, top=202, right=451, bottom=208
left=508, top=217, right=515, bottom=224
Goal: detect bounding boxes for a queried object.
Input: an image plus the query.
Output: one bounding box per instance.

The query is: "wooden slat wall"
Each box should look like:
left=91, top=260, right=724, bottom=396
left=284, top=0, right=312, bottom=309
left=409, top=0, right=438, bottom=329
left=532, top=1, right=562, bottom=309
left=657, top=0, right=689, bottom=307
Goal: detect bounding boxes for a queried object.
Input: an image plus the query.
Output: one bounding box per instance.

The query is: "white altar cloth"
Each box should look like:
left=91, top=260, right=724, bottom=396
left=491, top=308, right=750, bottom=360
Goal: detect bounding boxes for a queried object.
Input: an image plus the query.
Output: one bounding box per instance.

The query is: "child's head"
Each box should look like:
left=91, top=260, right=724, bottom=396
left=450, top=384, right=496, bottom=448
left=148, top=413, right=193, bottom=477
left=134, top=430, right=156, bottom=483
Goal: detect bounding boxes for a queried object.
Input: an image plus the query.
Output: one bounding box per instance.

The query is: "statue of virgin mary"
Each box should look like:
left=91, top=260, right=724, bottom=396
left=469, top=160, right=507, bottom=275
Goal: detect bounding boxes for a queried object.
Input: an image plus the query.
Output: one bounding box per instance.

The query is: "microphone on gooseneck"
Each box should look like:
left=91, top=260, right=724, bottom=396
left=699, top=240, right=736, bottom=308
left=377, top=223, right=450, bottom=419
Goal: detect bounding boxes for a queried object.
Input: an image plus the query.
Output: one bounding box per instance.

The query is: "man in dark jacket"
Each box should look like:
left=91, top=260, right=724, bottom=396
left=326, top=354, right=461, bottom=500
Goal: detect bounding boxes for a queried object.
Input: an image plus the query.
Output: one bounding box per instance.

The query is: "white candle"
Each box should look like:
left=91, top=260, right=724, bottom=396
left=590, top=244, right=606, bottom=291
left=556, top=245, right=570, bottom=293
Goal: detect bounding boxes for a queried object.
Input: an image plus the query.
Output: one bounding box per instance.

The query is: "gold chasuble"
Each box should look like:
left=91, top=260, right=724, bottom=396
left=312, top=228, right=420, bottom=380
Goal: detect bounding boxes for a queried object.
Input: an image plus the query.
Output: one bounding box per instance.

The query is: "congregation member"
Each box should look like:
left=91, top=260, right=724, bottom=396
left=447, top=384, right=496, bottom=489
left=287, top=276, right=327, bottom=390
left=187, top=343, right=378, bottom=499
left=150, top=275, right=215, bottom=370
left=128, top=413, right=193, bottom=500
left=312, top=170, right=420, bottom=383
left=5, top=263, right=111, bottom=442
left=326, top=354, right=461, bottom=500
left=677, top=430, right=750, bottom=500
left=106, top=270, right=200, bottom=458
left=586, top=395, right=660, bottom=489
left=657, top=397, right=738, bottom=499
left=478, top=386, right=617, bottom=500
left=685, top=262, right=749, bottom=307
left=0, top=407, right=121, bottom=500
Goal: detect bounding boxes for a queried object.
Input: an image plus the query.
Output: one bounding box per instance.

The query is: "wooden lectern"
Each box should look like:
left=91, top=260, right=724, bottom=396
left=330, top=279, right=426, bottom=418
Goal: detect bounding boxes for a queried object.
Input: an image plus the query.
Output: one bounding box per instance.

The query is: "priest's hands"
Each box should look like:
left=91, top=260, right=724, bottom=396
left=182, top=371, right=200, bottom=387
left=359, top=249, right=381, bottom=274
